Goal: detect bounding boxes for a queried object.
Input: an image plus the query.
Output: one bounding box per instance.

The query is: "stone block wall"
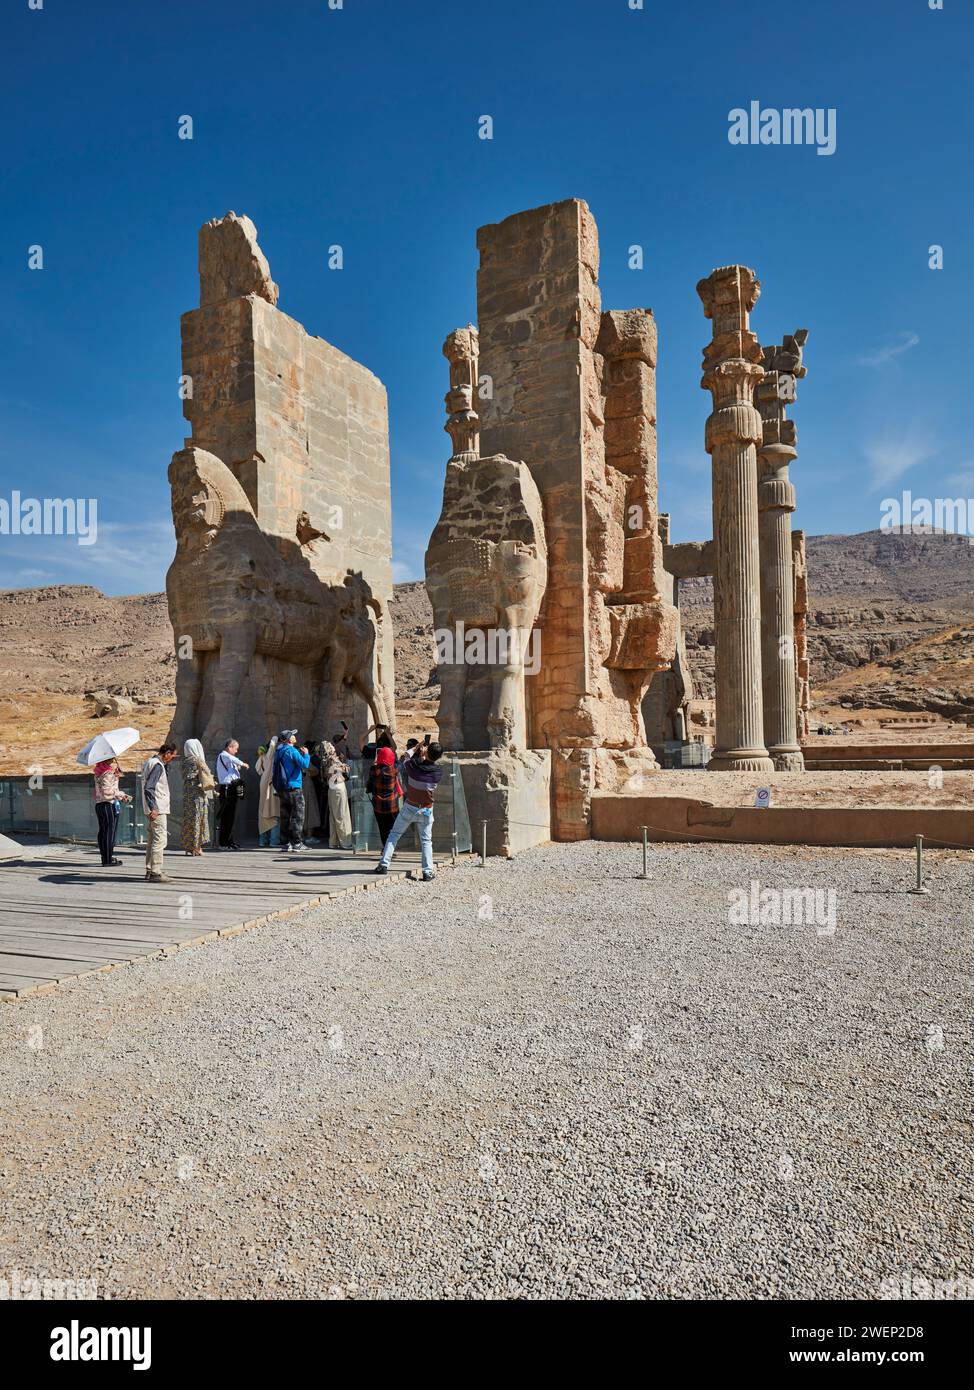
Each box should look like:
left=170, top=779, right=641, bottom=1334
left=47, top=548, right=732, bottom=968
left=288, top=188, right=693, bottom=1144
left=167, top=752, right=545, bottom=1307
left=179, top=214, right=394, bottom=742
left=475, top=199, right=678, bottom=837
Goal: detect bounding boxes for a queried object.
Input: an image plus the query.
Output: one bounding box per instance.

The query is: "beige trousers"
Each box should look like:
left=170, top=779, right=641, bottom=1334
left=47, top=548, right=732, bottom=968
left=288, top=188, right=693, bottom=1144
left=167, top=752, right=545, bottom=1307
left=146, top=814, right=168, bottom=878
left=328, top=782, right=353, bottom=849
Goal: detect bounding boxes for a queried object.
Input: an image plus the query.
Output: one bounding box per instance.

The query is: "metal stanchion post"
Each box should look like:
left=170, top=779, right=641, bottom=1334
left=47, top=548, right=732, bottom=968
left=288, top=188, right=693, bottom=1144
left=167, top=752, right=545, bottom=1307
left=638, top=826, right=650, bottom=880
left=907, top=833, right=930, bottom=895
left=481, top=819, right=488, bottom=868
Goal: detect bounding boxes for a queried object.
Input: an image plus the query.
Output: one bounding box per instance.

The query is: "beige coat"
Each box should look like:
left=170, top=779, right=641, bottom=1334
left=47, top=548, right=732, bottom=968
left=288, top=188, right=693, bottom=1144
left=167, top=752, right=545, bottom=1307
left=256, top=737, right=280, bottom=834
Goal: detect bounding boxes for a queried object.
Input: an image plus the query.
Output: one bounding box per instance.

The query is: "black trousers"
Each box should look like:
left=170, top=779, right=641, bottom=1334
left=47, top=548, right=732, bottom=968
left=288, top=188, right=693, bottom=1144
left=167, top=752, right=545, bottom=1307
left=313, top=776, right=329, bottom=839
left=95, top=801, right=119, bottom=865
left=279, top=787, right=305, bottom=847
left=374, top=810, right=398, bottom=847
left=218, top=785, right=240, bottom=846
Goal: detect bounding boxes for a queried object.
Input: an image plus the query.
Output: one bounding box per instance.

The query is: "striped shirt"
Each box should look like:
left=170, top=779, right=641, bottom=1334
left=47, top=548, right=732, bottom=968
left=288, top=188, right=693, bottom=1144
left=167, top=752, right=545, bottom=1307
left=402, top=752, right=443, bottom=810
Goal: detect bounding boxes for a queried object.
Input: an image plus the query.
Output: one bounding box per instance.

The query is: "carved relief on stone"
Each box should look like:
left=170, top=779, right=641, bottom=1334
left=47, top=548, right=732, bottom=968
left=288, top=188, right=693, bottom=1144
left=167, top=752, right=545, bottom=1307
left=425, top=452, right=547, bottom=752
left=167, top=446, right=386, bottom=753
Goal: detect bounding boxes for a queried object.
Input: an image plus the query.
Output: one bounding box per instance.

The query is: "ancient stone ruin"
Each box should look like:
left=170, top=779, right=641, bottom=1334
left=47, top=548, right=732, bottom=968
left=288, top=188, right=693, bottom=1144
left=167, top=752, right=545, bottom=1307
left=758, top=330, right=809, bottom=770
left=426, top=330, right=548, bottom=752
left=162, top=202, right=812, bottom=849
left=426, top=203, right=812, bottom=846
left=664, top=277, right=811, bottom=778
left=167, top=212, right=394, bottom=761
left=427, top=199, right=683, bottom=844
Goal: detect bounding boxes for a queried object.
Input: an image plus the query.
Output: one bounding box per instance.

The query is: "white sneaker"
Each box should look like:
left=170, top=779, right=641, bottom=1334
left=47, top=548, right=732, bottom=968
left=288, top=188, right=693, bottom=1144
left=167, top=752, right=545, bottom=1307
left=294, top=842, right=307, bottom=853
left=283, top=843, right=293, bottom=853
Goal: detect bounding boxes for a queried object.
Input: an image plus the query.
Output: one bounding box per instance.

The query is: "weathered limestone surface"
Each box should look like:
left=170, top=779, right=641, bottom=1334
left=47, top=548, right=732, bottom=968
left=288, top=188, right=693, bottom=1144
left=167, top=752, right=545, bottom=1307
left=698, top=265, right=774, bottom=774
left=475, top=200, right=678, bottom=837
left=793, top=529, right=811, bottom=740
left=167, top=447, right=386, bottom=754
left=198, top=211, right=279, bottom=308
left=757, top=331, right=809, bottom=770
left=171, top=212, right=394, bottom=758
left=643, top=514, right=692, bottom=752
left=442, top=325, right=480, bottom=461
left=426, top=454, right=548, bottom=750
left=426, top=325, right=547, bottom=751
left=664, top=539, right=716, bottom=580
left=454, top=749, right=551, bottom=857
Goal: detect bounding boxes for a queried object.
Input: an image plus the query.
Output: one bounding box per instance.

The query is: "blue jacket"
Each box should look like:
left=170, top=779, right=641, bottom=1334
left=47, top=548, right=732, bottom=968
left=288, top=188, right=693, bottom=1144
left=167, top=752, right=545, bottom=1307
left=274, top=742, right=310, bottom=790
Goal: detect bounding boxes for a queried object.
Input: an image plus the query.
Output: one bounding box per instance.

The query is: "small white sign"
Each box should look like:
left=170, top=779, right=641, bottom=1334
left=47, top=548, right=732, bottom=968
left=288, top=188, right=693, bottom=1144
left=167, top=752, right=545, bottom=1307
left=754, top=787, right=772, bottom=809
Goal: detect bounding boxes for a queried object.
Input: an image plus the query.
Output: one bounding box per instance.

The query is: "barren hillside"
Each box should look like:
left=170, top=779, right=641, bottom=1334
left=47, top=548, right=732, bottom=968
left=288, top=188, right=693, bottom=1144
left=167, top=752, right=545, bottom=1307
left=680, top=529, right=974, bottom=720
left=0, top=529, right=971, bottom=774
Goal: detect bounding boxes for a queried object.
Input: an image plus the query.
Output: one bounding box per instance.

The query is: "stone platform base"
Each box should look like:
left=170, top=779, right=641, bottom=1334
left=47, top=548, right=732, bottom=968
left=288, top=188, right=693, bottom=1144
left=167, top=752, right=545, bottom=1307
left=453, top=750, right=551, bottom=857
left=549, top=747, right=664, bottom=841
left=591, top=794, right=974, bottom=848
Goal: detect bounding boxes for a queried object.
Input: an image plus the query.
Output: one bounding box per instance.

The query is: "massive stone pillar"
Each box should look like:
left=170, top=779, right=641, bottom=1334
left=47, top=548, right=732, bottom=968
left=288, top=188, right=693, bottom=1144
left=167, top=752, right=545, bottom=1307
left=426, top=324, right=548, bottom=750
left=177, top=211, right=395, bottom=757
left=698, top=265, right=773, bottom=773
left=757, top=331, right=808, bottom=770
left=476, top=200, right=677, bottom=838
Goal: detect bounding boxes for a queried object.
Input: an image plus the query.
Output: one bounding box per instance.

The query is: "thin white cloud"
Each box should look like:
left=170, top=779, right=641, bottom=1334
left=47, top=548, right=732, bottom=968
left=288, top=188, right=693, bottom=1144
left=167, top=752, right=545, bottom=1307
left=947, top=467, right=974, bottom=491
left=0, top=519, right=175, bottom=595
left=392, top=557, right=422, bottom=584
left=857, top=331, right=919, bottom=368
left=863, top=432, right=936, bottom=488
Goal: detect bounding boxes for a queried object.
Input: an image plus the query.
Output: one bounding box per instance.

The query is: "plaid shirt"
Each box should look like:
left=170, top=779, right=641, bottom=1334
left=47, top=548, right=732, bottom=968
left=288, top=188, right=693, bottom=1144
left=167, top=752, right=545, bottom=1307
left=367, top=761, right=401, bottom=815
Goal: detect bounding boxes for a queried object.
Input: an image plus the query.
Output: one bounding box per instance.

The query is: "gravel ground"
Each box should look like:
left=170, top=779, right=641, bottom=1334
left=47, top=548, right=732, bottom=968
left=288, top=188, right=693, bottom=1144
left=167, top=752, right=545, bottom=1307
left=1, top=840, right=971, bottom=1301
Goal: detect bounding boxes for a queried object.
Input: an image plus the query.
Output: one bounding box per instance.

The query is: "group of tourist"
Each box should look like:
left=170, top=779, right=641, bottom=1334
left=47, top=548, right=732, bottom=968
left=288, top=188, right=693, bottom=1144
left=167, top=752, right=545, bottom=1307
left=93, top=724, right=444, bottom=885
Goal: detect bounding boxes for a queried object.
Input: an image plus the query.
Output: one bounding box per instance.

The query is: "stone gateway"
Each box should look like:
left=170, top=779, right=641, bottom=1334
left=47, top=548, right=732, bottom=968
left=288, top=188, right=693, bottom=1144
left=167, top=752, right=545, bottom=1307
left=167, top=212, right=395, bottom=764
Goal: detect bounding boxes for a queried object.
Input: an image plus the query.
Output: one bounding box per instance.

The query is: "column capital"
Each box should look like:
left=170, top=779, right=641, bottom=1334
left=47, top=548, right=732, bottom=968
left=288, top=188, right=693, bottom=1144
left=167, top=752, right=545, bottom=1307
left=757, top=329, right=808, bottom=454
left=443, top=324, right=480, bottom=461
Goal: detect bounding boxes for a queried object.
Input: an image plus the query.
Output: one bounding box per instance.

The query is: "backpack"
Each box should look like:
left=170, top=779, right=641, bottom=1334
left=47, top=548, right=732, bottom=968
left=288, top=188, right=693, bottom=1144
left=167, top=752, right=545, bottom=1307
left=272, top=746, right=290, bottom=795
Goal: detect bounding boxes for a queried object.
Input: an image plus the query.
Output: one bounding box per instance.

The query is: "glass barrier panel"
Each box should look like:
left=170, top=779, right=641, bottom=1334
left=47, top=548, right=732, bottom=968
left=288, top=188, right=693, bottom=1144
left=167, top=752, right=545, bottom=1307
left=8, top=780, right=50, bottom=836
left=48, top=781, right=100, bottom=843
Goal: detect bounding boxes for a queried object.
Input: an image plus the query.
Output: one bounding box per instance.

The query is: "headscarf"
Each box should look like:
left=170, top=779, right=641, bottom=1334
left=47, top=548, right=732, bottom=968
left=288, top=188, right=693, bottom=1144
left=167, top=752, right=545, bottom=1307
left=183, top=738, right=207, bottom=768
left=319, top=740, right=346, bottom=784
left=375, top=746, right=395, bottom=766
left=94, top=759, right=114, bottom=776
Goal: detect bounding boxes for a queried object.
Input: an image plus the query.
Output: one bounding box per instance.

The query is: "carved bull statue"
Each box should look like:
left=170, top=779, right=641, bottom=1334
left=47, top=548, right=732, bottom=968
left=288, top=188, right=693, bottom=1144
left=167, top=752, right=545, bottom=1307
left=166, top=446, right=387, bottom=752
left=425, top=453, right=547, bottom=750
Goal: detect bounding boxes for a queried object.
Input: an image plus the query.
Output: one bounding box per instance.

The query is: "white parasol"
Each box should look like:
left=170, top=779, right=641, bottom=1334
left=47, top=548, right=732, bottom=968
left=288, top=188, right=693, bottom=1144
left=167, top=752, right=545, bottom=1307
left=76, top=727, right=141, bottom=766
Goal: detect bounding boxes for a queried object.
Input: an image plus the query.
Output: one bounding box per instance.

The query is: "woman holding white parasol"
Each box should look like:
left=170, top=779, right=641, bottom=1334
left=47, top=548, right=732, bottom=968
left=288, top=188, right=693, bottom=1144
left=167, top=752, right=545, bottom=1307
left=77, top=727, right=138, bottom=868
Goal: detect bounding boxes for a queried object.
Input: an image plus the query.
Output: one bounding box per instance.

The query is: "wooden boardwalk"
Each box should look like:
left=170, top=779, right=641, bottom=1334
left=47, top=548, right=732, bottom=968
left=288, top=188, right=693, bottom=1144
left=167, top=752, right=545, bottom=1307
left=0, top=840, right=440, bottom=1000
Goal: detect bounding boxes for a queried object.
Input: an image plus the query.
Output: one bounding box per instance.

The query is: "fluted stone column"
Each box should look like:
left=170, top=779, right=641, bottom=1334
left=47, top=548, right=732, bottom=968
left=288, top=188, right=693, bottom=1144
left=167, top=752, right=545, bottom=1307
left=757, top=332, right=808, bottom=771
left=698, top=265, right=774, bottom=773
left=792, top=530, right=811, bottom=740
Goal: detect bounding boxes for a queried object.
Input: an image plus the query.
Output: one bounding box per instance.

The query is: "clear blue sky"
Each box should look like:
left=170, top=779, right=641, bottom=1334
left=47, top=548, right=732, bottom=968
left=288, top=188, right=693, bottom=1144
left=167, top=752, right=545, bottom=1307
left=1, top=0, right=971, bottom=593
